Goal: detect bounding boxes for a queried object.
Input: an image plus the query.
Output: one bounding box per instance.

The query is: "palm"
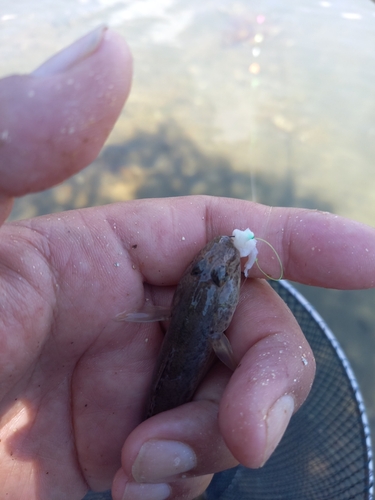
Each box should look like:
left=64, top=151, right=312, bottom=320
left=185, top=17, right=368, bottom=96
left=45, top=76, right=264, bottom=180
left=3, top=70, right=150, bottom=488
left=0, top=208, right=171, bottom=499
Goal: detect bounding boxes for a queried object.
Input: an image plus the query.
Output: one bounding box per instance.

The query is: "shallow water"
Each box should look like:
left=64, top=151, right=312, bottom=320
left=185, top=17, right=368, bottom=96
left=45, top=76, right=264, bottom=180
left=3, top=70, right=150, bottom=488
left=2, top=0, right=375, bottom=479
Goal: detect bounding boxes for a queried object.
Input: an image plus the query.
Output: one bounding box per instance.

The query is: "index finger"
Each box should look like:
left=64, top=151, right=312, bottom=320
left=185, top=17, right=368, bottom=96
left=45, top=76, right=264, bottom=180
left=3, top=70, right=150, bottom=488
left=92, top=195, right=375, bottom=290
left=10, top=194, right=373, bottom=340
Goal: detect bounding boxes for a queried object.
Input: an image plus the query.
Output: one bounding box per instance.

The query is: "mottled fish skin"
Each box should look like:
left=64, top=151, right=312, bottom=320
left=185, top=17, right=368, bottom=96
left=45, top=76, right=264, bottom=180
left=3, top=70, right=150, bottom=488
left=146, top=235, right=241, bottom=419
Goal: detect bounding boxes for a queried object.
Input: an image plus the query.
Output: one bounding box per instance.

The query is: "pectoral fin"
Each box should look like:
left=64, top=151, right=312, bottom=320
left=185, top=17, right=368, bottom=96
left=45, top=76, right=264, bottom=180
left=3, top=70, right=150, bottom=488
left=209, top=332, right=237, bottom=371
left=115, top=305, right=171, bottom=323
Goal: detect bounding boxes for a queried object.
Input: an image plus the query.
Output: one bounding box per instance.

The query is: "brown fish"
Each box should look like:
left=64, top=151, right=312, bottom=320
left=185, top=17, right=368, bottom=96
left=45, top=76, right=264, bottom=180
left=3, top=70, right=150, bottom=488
left=144, top=235, right=241, bottom=418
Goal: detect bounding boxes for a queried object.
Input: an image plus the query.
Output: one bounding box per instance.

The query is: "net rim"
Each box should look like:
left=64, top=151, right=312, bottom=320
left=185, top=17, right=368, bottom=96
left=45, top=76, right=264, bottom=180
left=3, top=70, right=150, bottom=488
left=278, top=280, right=374, bottom=499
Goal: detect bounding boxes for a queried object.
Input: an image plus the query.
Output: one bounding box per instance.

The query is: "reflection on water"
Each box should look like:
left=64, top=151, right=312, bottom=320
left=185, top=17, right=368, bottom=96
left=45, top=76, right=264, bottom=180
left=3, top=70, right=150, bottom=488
left=2, top=0, right=375, bottom=466
left=9, top=120, right=334, bottom=222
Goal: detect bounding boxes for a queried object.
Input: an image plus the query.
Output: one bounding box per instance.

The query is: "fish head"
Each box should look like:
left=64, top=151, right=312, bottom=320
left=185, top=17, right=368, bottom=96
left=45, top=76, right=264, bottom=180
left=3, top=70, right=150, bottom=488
left=190, top=235, right=241, bottom=287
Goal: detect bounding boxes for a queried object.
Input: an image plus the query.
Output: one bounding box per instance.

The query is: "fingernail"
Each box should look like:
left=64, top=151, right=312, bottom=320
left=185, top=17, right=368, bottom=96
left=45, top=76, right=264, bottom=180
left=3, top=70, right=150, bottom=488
left=132, top=440, right=197, bottom=483
left=122, top=482, right=171, bottom=500
left=262, top=394, right=294, bottom=466
left=32, top=25, right=107, bottom=77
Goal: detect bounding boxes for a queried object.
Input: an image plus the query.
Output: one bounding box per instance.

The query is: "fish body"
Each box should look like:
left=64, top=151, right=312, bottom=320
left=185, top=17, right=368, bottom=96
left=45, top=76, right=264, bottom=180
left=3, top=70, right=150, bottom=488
left=146, top=235, right=241, bottom=418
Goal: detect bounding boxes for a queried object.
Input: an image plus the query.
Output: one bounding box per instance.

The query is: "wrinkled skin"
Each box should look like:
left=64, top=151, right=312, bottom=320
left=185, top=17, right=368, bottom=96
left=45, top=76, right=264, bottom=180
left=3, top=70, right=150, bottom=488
left=0, top=28, right=375, bottom=500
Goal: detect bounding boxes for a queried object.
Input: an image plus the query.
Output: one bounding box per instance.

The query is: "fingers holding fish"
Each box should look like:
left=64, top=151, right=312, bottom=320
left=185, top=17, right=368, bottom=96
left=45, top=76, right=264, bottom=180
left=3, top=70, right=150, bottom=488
left=218, top=278, right=316, bottom=468
left=108, top=196, right=375, bottom=290
left=111, top=278, right=314, bottom=499
left=112, top=383, right=237, bottom=500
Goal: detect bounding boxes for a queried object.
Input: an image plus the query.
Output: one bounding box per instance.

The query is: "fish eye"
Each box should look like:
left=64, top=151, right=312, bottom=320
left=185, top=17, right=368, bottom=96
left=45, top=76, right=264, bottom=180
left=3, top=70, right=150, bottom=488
left=211, top=267, right=227, bottom=287
left=191, top=262, right=204, bottom=276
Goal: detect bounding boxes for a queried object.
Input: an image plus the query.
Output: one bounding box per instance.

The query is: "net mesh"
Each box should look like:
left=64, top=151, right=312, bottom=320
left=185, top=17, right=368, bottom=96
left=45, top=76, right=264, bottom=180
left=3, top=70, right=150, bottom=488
left=205, top=281, right=373, bottom=500
left=83, top=281, right=373, bottom=500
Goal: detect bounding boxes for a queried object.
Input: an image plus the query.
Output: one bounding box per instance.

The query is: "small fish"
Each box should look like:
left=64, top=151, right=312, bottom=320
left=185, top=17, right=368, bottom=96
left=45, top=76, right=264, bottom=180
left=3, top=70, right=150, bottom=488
left=120, top=235, right=242, bottom=418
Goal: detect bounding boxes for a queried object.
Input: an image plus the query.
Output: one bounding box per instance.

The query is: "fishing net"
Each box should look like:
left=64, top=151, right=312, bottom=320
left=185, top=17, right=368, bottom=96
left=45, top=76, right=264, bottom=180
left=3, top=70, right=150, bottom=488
left=83, top=281, right=374, bottom=500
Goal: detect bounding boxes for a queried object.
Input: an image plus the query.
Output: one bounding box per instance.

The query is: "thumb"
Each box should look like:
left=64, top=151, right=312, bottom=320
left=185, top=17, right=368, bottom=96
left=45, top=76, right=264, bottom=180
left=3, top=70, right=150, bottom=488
left=0, top=26, right=132, bottom=219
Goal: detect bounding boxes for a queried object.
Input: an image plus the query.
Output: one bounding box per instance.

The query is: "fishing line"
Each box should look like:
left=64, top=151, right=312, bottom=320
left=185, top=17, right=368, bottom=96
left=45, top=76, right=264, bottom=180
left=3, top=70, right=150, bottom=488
left=254, top=237, right=284, bottom=281
left=232, top=228, right=283, bottom=282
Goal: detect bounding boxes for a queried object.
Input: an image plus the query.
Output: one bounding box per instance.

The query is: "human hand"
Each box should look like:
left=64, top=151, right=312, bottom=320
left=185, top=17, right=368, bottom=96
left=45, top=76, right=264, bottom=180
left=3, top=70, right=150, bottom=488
left=0, top=25, right=132, bottom=222
left=1, top=28, right=375, bottom=500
